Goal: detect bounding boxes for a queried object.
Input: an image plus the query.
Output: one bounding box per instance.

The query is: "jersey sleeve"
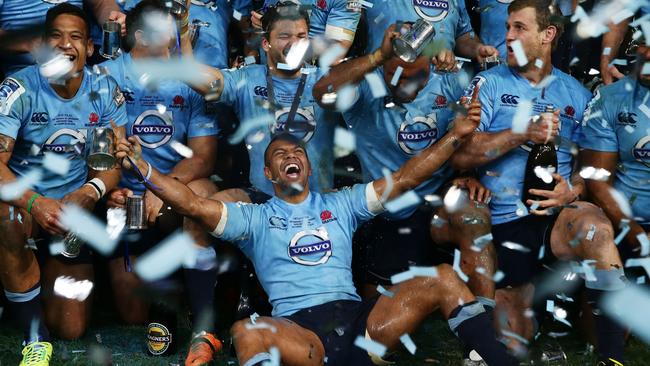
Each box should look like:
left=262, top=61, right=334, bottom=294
left=336, top=183, right=382, bottom=229
left=462, top=74, right=492, bottom=131
left=102, top=76, right=128, bottom=128
left=578, top=89, right=618, bottom=153
left=187, top=88, right=219, bottom=138
left=0, top=77, right=28, bottom=139
left=455, top=0, right=474, bottom=38
left=218, top=67, right=244, bottom=107
left=214, top=201, right=257, bottom=249
left=323, top=0, right=361, bottom=43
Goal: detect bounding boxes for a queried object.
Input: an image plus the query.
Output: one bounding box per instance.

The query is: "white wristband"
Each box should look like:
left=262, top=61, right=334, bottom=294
left=85, top=178, right=106, bottom=199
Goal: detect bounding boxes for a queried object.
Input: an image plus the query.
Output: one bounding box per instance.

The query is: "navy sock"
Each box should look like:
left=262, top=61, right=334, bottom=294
left=449, top=302, right=517, bottom=366
left=5, top=283, right=50, bottom=344
left=462, top=296, right=496, bottom=358
left=183, top=247, right=218, bottom=333
left=586, top=288, right=626, bottom=363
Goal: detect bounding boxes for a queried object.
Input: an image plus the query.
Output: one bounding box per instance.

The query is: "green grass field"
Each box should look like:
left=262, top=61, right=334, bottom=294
left=1, top=308, right=649, bottom=366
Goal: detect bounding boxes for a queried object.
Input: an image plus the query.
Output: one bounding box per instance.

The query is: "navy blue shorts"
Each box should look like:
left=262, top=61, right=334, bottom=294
left=353, top=205, right=437, bottom=285
left=284, top=298, right=378, bottom=366
left=492, top=214, right=558, bottom=288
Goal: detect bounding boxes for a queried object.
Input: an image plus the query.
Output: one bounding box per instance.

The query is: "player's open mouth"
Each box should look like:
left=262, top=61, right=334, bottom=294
left=283, top=163, right=301, bottom=179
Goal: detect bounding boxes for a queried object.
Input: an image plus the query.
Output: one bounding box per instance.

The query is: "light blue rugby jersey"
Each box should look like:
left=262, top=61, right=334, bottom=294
left=219, top=64, right=335, bottom=195
left=579, top=77, right=650, bottom=224
left=0, top=0, right=84, bottom=75
left=343, top=69, right=463, bottom=218
left=475, top=0, right=573, bottom=61
left=120, top=0, right=245, bottom=68
left=467, top=64, right=592, bottom=224
left=216, top=183, right=381, bottom=316
left=365, top=0, right=473, bottom=54
left=101, top=53, right=218, bottom=195
left=0, top=64, right=128, bottom=199
left=262, top=0, right=360, bottom=42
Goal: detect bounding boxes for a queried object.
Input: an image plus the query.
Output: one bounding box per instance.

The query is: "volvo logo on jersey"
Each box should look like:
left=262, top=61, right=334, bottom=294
left=398, top=115, right=438, bottom=154
left=272, top=106, right=316, bottom=143
left=634, top=135, right=650, bottom=168
left=288, top=227, right=332, bottom=266
left=413, top=0, right=449, bottom=22
left=42, top=128, right=87, bottom=156
left=132, top=110, right=174, bottom=149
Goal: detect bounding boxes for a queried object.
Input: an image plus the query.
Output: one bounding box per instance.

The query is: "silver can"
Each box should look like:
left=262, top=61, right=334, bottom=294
left=101, top=21, right=121, bottom=59
left=480, top=54, right=501, bottom=71
left=127, top=196, right=147, bottom=230
left=392, top=19, right=436, bottom=63
left=61, top=232, right=83, bottom=258
left=87, top=127, right=116, bottom=171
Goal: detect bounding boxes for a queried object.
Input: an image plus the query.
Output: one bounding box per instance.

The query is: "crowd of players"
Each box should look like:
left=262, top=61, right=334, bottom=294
left=0, top=0, right=648, bottom=365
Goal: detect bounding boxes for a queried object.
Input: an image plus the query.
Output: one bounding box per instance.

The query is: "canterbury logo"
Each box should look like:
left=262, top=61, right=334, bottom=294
left=500, top=94, right=520, bottom=105
left=31, top=112, right=48, bottom=123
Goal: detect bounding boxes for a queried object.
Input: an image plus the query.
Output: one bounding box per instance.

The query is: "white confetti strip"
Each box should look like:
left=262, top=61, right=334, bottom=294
left=380, top=167, right=393, bottom=203
left=602, top=286, right=650, bottom=344
left=602, top=47, right=611, bottom=56
left=535, top=75, right=557, bottom=89
left=245, top=322, right=278, bottom=333
left=335, top=84, right=357, bottom=112
left=534, top=166, right=554, bottom=184
left=511, top=100, right=533, bottom=134
left=400, top=333, right=417, bottom=355
left=53, top=276, right=94, bottom=301
left=232, top=9, right=242, bottom=20
left=263, top=346, right=280, bottom=366
left=376, top=284, right=394, bottom=298
left=502, top=241, right=530, bottom=252
left=333, top=126, right=356, bottom=158
left=443, top=185, right=465, bottom=213
left=364, top=73, right=387, bottom=99
left=501, top=329, right=529, bottom=344
left=284, top=38, right=310, bottom=70
left=390, top=66, right=403, bottom=86
left=410, top=266, right=438, bottom=277
left=608, top=188, right=633, bottom=217
left=637, top=233, right=650, bottom=257
left=354, top=336, right=387, bottom=357
left=579, top=166, right=611, bottom=181
left=228, top=114, right=275, bottom=144
left=391, top=269, right=414, bottom=284
left=493, top=270, right=504, bottom=282
left=250, top=312, right=259, bottom=324
left=244, top=56, right=256, bottom=65
left=642, top=63, right=650, bottom=75
left=59, top=204, right=118, bottom=256
left=452, top=249, right=469, bottom=282
left=135, top=231, right=197, bottom=281
left=471, top=233, right=493, bottom=252
left=585, top=224, right=596, bottom=241
left=170, top=140, right=194, bottom=158
left=534, top=59, right=543, bottom=68
left=318, top=43, right=346, bottom=71
left=510, top=40, right=528, bottom=66
left=0, top=169, right=42, bottom=201
left=625, top=258, right=650, bottom=277
left=385, top=190, right=421, bottom=213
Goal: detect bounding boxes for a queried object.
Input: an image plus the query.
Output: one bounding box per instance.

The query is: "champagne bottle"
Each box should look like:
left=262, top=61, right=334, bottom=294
left=522, top=105, right=557, bottom=204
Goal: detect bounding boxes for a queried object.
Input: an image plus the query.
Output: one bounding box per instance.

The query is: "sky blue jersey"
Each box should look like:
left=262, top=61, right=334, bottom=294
left=219, top=64, right=335, bottom=195
left=120, top=0, right=243, bottom=68
left=365, top=0, right=473, bottom=54
left=344, top=69, right=463, bottom=218
left=468, top=65, right=592, bottom=224
left=579, top=77, right=650, bottom=224
left=0, top=0, right=83, bottom=75
left=102, top=53, right=218, bottom=195
left=0, top=64, right=128, bottom=199
left=215, top=183, right=382, bottom=316
left=263, top=0, right=360, bottom=43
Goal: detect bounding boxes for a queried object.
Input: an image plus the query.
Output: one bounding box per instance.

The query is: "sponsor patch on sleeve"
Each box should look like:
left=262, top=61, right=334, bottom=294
left=0, top=78, right=26, bottom=115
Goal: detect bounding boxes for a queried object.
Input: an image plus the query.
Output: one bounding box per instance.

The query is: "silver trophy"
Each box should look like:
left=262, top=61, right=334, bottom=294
left=61, top=232, right=83, bottom=258
left=168, top=0, right=188, bottom=17
left=127, top=196, right=147, bottom=230
left=87, top=127, right=116, bottom=171
left=101, top=21, right=121, bottom=59
left=392, top=19, right=436, bottom=63
left=480, top=54, right=501, bottom=70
